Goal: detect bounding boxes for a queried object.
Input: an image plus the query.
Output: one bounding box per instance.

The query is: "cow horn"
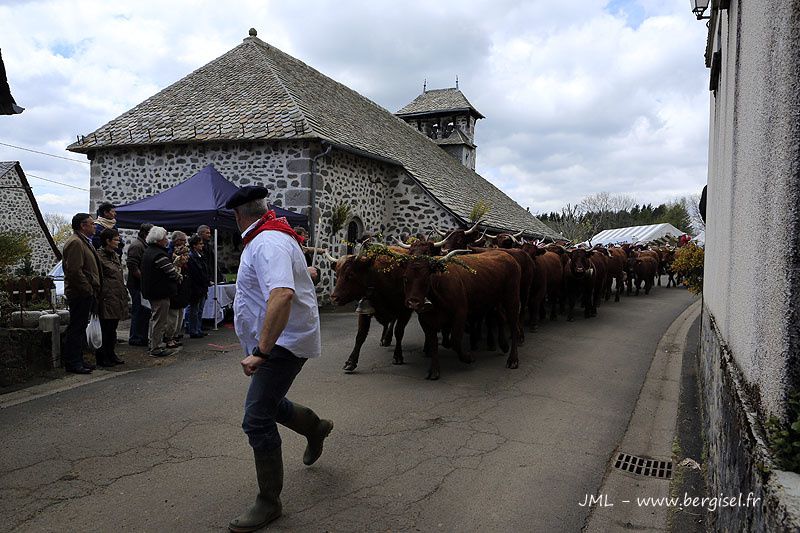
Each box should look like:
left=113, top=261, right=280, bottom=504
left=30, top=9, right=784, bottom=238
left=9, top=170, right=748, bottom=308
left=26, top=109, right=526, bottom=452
left=484, top=233, right=496, bottom=241
left=464, top=219, right=483, bottom=235
left=441, top=249, right=472, bottom=261
left=472, top=230, right=487, bottom=246
left=512, top=230, right=524, bottom=238
left=510, top=234, right=520, bottom=245
left=395, top=238, right=411, bottom=249
left=432, top=231, right=452, bottom=248
left=430, top=225, right=447, bottom=237
left=324, top=251, right=339, bottom=264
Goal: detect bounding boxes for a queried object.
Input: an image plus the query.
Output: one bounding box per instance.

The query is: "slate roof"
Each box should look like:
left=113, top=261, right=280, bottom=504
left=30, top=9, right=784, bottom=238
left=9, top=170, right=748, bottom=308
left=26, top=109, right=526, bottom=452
left=435, top=128, right=475, bottom=148
left=396, top=88, right=484, bottom=119
left=66, top=33, right=557, bottom=238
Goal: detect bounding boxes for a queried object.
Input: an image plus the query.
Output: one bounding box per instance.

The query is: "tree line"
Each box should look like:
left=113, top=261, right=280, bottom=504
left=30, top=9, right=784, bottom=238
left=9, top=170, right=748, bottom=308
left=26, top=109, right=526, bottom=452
left=537, top=192, right=702, bottom=243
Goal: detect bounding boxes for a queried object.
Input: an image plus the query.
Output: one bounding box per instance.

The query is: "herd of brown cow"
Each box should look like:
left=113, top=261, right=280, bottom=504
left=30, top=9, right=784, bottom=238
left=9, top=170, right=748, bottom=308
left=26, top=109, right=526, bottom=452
left=325, top=221, right=683, bottom=380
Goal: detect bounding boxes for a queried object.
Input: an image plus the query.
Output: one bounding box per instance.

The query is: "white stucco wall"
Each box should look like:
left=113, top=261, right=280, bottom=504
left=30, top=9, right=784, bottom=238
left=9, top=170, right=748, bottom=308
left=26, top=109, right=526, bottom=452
left=703, top=1, right=800, bottom=417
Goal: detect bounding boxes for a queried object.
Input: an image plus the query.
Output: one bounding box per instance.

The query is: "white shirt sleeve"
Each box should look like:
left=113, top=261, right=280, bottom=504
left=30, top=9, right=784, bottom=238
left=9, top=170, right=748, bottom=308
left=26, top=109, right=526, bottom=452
left=253, top=238, right=296, bottom=296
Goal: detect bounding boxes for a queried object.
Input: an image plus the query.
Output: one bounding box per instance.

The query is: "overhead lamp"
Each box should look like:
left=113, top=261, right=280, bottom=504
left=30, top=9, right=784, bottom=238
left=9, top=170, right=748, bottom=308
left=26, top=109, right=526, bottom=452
left=690, top=0, right=711, bottom=19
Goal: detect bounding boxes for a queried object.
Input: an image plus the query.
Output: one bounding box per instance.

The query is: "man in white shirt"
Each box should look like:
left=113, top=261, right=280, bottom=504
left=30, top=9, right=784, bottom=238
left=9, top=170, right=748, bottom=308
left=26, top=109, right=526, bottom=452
left=225, top=186, right=333, bottom=533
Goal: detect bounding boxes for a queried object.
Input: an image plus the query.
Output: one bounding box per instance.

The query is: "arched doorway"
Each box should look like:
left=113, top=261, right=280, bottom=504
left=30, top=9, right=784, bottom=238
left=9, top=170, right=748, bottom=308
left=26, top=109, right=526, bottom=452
left=346, top=217, right=362, bottom=254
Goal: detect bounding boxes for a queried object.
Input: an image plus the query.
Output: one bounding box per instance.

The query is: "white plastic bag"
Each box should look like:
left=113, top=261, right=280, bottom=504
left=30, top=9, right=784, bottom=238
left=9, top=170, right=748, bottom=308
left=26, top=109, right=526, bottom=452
left=86, top=314, right=102, bottom=350
left=141, top=298, right=152, bottom=310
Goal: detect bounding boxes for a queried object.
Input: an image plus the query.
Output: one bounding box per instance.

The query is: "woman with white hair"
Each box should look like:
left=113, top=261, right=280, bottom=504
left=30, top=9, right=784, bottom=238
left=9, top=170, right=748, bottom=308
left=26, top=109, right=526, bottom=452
left=140, top=226, right=183, bottom=357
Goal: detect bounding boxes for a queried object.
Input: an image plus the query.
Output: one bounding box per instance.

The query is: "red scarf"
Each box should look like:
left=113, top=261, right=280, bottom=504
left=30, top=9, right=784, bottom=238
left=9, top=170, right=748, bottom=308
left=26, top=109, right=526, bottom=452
left=242, top=211, right=306, bottom=248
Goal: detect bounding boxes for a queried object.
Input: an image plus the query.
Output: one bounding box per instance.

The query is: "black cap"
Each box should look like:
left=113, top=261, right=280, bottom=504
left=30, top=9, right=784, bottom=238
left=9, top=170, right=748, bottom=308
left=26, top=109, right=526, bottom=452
left=225, top=186, right=269, bottom=209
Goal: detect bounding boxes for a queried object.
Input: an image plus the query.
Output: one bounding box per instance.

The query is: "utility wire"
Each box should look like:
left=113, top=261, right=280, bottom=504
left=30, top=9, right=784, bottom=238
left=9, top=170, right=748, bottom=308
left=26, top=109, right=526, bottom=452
left=25, top=173, right=89, bottom=191
left=0, top=141, right=90, bottom=165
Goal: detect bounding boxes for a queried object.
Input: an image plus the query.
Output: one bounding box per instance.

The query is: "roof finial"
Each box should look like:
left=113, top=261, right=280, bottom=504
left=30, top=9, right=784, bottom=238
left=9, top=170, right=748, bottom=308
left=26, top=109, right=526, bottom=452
left=249, top=28, right=257, bottom=37
left=423, top=78, right=427, bottom=92
left=455, top=75, right=459, bottom=89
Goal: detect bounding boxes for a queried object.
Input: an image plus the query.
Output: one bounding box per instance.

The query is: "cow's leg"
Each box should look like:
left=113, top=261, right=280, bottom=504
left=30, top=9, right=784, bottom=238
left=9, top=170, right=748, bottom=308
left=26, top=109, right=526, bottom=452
left=550, top=290, right=559, bottom=321
left=451, top=313, right=472, bottom=364
left=380, top=320, right=395, bottom=347
left=496, top=312, right=510, bottom=354
left=657, top=268, right=662, bottom=286
left=583, top=284, right=592, bottom=318
left=392, top=312, right=411, bottom=365
left=505, top=300, right=520, bottom=370
left=567, top=285, right=576, bottom=322
left=469, top=315, right=482, bottom=351
left=645, top=277, right=653, bottom=295
left=420, top=318, right=441, bottom=380
left=635, top=277, right=641, bottom=296
left=344, top=314, right=371, bottom=372
left=485, top=314, right=497, bottom=350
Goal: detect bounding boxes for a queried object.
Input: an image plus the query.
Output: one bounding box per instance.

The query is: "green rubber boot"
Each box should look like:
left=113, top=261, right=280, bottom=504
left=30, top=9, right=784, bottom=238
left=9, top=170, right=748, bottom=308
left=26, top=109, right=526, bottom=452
left=282, top=402, right=334, bottom=466
left=228, top=447, right=283, bottom=532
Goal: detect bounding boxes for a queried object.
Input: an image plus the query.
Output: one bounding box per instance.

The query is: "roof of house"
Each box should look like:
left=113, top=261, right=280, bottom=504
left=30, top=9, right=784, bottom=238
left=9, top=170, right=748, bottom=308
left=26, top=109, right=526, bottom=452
left=66, top=31, right=556, bottom=237
left=0, top=161, right=62, bottom=259
left=396, top=87, right=484, bottom=119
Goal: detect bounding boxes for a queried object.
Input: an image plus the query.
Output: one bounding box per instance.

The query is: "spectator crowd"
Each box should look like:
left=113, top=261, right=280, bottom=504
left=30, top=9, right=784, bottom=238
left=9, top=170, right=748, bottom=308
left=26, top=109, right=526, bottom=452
left=61, top=202, right=214, bottom=373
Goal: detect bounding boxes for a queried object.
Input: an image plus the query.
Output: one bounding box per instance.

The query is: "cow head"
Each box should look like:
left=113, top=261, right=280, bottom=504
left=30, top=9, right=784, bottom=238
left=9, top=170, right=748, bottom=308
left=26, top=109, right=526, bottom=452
left=403, top=250, right=469, bottom=312
left=567, top=248, right=594, bottom=278
left=439, top=220, right=483, bottom=253
left=329, top=254, right=373, bottom=306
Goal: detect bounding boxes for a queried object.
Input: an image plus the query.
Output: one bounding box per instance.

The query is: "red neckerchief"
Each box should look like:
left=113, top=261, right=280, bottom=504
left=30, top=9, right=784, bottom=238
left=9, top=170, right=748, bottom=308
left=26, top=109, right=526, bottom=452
left=242, top=211, right=306, bottom=248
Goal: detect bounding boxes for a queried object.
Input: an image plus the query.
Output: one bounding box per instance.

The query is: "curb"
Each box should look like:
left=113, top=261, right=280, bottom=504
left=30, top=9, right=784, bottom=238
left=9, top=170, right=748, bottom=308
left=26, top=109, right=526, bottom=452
left=0, top=369, right=140, bottom=410
left=583, top=299, right=702, bottom=532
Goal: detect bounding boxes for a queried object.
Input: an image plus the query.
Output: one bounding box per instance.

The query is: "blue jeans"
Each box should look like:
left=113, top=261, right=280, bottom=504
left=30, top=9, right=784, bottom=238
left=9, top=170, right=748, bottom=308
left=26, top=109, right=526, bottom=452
left=242, top=345, right=307, bottom=453
left=184, top=295, right=205, bottom=335
left=128, top=286, right=151, bottom=344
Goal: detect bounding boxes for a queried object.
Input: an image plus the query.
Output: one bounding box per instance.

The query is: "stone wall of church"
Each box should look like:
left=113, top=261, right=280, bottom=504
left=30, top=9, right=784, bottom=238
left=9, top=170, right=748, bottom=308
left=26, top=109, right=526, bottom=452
left=312, top=148, right=458, bottom=302
left=0, top=165, right=59, bottom=275
left=88, top=140, right=459, bottom=303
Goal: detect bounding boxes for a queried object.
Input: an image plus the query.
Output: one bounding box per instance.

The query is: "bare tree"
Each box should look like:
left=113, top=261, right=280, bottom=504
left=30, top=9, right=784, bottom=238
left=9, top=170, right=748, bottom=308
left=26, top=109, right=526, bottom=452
left=43, top=212, right=71, bottom=248
left=682, top=194, right=705, bottom=233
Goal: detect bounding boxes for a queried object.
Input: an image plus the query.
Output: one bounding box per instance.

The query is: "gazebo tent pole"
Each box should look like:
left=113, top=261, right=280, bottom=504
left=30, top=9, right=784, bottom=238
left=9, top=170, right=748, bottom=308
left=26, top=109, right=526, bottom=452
left=214, top=228, right=219, bottom=331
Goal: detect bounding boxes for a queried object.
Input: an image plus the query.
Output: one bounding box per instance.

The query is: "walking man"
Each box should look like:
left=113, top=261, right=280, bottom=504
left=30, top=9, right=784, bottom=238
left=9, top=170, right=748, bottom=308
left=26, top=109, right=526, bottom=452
left=61, top=213, right=102, bottom=374
left=226, top=186, right=332, bottom=532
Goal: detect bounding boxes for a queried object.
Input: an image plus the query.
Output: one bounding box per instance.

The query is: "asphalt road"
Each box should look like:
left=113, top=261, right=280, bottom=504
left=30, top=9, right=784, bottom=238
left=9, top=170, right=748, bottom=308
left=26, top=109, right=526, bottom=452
left=0, top=283, right=696, bottom=533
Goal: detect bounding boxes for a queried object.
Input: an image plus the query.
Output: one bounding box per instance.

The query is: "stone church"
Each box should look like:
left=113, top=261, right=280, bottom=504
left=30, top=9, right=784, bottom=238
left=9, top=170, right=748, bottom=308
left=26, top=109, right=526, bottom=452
left=0, top=162, right=61, bottom=274
left=67, top=29, right=557, bottom=297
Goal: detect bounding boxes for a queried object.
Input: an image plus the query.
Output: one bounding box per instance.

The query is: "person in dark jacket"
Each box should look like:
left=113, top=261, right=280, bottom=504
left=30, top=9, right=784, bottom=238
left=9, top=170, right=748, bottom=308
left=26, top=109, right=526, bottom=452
left=141, top=226, right=181, bottom=357
left=62, top=213, right=102, bottom=374
left=92, top=202, right=124, bottom=255
left=96, top=229, right=129, bottom=366
left=185, top=234, right=210, bottom=338
left=126, top=223, right=153, bottom=346
left=168, top=231, right=191, bottom=345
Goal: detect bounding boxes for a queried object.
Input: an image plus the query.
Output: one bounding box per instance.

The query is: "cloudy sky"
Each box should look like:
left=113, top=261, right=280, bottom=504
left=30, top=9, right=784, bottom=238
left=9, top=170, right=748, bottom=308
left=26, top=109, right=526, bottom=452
left=0, top=0, right=711, bottom=219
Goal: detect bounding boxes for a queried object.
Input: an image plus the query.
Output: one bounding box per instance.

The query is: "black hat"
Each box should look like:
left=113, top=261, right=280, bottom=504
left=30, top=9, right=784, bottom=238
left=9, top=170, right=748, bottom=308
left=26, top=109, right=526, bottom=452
left=225, top=186, right=269, bottom=209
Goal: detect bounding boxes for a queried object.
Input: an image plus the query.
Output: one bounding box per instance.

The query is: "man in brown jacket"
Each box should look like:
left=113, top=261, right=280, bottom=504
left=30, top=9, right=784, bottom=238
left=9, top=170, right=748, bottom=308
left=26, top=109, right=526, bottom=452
left=62, top=213, right=103, bottom=374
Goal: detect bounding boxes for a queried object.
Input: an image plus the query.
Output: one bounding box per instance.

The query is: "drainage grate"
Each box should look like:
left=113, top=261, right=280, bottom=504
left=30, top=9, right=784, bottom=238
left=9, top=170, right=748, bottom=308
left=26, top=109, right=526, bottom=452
left=614, top=452, right=673, bottom=479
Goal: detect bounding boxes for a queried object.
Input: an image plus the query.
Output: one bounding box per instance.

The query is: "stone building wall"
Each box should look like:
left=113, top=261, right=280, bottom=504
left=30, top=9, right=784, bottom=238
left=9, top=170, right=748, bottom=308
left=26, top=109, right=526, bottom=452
left=700, top=1, right=800, bottom=530
left=0, top=165, right=59, bottom=275
left=88, top=140, right=459, bottom=301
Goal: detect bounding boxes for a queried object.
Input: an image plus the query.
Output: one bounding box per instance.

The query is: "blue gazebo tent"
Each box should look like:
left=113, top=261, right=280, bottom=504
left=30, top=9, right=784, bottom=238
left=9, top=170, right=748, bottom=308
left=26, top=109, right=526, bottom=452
left=115, top=164, right=307, bottom=231
left=115, top=164, right=308, bottom=326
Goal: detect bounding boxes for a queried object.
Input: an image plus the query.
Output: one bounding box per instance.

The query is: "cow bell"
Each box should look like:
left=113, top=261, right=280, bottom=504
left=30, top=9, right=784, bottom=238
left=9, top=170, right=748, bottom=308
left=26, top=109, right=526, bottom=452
left=355, top=297, right=376, bottom=316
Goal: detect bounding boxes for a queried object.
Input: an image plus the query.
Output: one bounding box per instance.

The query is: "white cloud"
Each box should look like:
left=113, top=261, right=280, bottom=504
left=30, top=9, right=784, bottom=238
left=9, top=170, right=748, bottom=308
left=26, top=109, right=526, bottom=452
left=0, top=0, right=711, bottom=222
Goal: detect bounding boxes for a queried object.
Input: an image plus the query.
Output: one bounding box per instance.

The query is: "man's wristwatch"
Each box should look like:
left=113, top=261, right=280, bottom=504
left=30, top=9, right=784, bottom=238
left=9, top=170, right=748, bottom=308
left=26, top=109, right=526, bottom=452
left=252, top=346, right=270, bottom=359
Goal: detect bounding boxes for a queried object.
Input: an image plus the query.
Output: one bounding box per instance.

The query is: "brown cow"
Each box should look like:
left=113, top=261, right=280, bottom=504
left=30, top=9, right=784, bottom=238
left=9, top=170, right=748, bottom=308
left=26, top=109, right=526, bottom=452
left=629, top=254, right=658, bottom=295
left=435, top=220, right=485, bottom=253
left=605, top=246, right=627, bottom=302
left=563, top=248, right=595, bottom=320
left=329, top=247, right=412, bottom=372
left=403, top=250, right=522, bottom=380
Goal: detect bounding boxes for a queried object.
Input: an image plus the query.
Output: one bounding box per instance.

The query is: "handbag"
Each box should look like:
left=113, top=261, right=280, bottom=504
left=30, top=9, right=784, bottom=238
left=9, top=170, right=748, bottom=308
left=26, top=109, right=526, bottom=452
left=86, top=314, right=102, bottom=350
